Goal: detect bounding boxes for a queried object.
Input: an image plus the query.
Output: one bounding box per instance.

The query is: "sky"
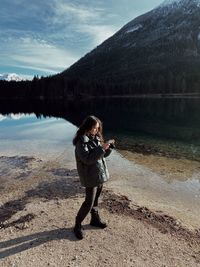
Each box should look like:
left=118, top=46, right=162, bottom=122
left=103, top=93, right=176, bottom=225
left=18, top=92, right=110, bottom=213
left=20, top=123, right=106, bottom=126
left=0, top=0, right=164, bottom=79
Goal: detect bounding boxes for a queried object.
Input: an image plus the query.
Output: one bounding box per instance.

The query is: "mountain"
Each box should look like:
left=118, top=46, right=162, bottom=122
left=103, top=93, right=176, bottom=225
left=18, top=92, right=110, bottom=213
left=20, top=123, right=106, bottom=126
left=58, top=0, right=200, bottom=96
left=0, top=73, right=23, bottom=82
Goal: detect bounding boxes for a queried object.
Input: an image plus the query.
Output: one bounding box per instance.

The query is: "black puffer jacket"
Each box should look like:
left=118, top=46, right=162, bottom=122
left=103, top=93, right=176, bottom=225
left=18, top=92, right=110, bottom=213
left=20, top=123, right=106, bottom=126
left=75, top=134, right=112, bottom=187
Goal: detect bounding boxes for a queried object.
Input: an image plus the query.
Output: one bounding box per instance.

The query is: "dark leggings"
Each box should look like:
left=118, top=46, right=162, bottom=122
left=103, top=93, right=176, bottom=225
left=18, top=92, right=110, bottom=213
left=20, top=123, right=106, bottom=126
left=76, top=184, right=103, bottom=223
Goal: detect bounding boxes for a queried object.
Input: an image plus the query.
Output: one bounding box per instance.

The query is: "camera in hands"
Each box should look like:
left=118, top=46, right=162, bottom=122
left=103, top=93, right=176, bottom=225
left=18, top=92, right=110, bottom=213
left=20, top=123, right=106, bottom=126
left=107, top=139, right=115, bottom=149
left=109, top=143, right=115, bottom=149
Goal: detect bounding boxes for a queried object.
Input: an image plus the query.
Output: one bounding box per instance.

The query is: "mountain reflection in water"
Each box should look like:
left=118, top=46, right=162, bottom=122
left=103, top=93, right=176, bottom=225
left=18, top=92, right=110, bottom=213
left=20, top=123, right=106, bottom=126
left=0, top=97, right=200, bottom=160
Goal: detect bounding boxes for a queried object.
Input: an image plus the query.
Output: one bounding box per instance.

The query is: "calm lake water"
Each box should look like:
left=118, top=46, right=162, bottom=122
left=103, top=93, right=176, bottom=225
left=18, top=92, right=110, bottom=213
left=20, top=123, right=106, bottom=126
left=0, top=113, right=77, bottom=159
left=1, top=97, right=200, bottom=228
left=2, top=97, right=200, bottom=159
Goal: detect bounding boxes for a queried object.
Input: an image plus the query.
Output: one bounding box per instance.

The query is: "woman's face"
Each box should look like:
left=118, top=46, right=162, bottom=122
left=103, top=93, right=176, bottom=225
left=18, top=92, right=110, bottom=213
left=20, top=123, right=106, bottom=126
left=89, top=122, right=99, bottom=136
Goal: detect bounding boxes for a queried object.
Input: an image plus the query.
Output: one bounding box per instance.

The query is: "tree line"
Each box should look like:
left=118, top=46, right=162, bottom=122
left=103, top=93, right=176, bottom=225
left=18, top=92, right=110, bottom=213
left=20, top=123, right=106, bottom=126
left=0, top=68, right=200, bottom=99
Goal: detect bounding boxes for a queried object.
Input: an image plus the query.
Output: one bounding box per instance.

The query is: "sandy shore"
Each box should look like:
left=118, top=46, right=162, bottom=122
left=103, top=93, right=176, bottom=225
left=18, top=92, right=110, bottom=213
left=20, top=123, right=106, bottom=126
left=0, top=152, right=200, bottom=267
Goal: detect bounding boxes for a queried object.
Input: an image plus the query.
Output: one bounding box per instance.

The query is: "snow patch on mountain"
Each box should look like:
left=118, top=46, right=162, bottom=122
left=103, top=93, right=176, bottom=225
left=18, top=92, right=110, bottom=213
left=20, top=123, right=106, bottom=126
left=0, top=73, right=23, bottom=81
left=126, top=24, right=142, bottom=34
left=160, top=0, right=183, bottom=7
left=160, top=0, right=200, bottom=8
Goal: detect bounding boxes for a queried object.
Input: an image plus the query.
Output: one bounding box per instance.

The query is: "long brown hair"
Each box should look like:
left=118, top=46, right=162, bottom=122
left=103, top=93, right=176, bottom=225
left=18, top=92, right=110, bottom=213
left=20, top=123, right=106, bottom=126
left=73, top=115, right=103, bottom=145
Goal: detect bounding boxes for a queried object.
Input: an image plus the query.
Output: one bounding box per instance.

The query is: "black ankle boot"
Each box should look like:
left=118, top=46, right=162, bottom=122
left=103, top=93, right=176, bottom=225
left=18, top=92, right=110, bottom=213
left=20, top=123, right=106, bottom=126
left=90, top=210, right=107, bottom=229
left=73, top=220, right=84, bottom=240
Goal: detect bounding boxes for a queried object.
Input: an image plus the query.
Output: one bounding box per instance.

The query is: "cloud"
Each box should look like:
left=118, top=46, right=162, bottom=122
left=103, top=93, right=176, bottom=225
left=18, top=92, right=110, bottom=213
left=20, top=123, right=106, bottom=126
left=50, top=1, right=117, bottom=47
left=78, top=24, right=117, bottom=46
left=0, top=1, right=116, bottom=74
left=0, top=36, right=78, bottom=74
left=0, top=0, right=119, bottom=75
left=56, top=4, right=95, bottom=21
left=52, top=1, right=103, bottom=23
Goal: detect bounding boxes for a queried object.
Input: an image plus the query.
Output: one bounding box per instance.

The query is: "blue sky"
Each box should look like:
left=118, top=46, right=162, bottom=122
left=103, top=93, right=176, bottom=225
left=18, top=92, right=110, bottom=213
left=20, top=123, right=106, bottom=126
left=0, top=0, right=164, bottom=79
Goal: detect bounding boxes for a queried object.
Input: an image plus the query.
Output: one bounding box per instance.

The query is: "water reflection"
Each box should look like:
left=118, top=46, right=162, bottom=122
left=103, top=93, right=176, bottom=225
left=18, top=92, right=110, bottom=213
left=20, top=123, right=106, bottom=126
left=0, top=113, right=77, bottom=159
left=1, top=97, right=200, bottom=159
left=1, top=97, right=200, bottom=140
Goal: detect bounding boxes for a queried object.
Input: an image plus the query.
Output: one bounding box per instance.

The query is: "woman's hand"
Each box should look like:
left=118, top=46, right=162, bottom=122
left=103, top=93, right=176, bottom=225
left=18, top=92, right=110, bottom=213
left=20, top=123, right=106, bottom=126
left=102, top=143, right=110, bottom=151
left=107, top=139, right=115, bottom=145
left=102, top=139, right=115, bottom=150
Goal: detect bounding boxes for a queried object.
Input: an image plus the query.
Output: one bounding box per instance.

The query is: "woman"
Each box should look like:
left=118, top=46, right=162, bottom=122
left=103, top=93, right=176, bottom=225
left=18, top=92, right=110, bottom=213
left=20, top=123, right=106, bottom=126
left=73, top=115, right=115, bottom=239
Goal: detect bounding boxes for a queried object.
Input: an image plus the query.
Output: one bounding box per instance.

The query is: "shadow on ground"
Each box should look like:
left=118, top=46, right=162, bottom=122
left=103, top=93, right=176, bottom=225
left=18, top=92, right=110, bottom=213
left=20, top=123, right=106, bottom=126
left=0, top=227, right=77, bottom=259
left=0, top=169, right=83, bottom=229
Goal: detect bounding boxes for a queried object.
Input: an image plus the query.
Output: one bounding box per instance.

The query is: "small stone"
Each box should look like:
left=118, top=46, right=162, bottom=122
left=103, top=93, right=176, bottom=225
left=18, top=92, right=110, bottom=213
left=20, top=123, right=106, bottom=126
left=72, top=256, right=78, bottom=261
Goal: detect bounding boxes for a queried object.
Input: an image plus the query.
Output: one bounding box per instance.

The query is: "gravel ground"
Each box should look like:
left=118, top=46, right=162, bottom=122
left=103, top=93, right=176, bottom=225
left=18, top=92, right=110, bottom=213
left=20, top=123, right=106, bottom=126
left=0, top=155, right=200, bottom=267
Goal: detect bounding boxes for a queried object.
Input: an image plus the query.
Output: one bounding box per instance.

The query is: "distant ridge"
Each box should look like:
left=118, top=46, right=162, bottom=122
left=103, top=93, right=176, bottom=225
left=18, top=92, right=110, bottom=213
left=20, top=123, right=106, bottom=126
left=0, top=73, right=23, bottom=82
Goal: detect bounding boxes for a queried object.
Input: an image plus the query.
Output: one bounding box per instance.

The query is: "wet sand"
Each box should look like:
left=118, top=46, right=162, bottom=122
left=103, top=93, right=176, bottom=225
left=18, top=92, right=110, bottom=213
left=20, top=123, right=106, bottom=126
left=107, top=149, right=200, bottom=230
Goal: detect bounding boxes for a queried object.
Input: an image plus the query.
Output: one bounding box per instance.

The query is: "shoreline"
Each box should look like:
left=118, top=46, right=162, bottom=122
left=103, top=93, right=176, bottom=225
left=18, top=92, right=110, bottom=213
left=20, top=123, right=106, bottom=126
left=107, top=148, right=200, bottom=231
left=101, top=189, right=200, bottom=243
